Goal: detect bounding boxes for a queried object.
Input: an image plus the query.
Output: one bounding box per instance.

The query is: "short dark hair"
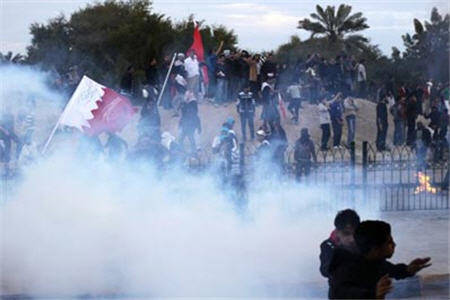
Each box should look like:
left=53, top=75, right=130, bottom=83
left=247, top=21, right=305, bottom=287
left=334, top=209, right=360, bottom=230
left=354, top=220, right=391, bottom=255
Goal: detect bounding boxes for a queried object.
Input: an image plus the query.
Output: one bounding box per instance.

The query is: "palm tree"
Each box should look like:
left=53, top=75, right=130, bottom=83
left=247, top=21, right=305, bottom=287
left=298, top=4, right=369, bottom=46
left=0, top=51, right=25, bottom=64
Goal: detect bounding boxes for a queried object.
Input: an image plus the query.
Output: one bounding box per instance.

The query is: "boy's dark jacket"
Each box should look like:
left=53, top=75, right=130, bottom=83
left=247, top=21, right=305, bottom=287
left=328, top=248, right=411, bottom=299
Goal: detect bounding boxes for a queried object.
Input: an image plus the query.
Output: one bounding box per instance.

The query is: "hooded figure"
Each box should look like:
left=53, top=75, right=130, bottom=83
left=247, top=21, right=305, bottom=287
left=294, top=128, right=317, bottom=181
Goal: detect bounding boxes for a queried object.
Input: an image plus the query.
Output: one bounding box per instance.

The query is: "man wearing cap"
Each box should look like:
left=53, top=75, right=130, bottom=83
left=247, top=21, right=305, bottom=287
left=236, top=85, right=256, bottom=141
left=255, top=129, right=271, bottom=159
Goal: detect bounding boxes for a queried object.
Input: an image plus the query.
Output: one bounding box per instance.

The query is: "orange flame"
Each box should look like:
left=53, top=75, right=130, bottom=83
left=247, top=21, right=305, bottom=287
left=414, top=172, right=437, bottom=194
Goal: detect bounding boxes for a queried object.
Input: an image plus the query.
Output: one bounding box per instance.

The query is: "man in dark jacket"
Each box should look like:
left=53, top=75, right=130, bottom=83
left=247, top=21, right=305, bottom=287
left=236, top=85, right=256, bottom=141
left=329, top=220, right=431, bottom=299
left=329, top=93, right=344, bottom=148
left=376, top=96, right=389, bottom=151
left=320, top=209, right=360, bottom=279
left=294, top=128, right=317, bottom=181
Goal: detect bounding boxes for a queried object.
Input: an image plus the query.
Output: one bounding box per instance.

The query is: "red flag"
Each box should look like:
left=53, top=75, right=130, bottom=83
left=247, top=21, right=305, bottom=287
left=188, top=23, right=209, bottom=85
left=278, top=93, right=287, bottom=120
left=85, top=88, right=137, bottom=136
left=60, top=76, right=137, bottom=136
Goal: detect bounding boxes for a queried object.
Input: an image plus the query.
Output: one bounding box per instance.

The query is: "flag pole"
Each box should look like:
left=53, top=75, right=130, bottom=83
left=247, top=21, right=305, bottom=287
left=41, top=76, right=85, bottom=154
left=157, top=52, right=177, bottom=106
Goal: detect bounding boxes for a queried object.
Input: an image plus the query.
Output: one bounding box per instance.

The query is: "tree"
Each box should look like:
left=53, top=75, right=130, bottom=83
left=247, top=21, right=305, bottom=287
left=297, top=4, right=369, bottom=50
left=25, top=0, right=237, bottom=88
left=0, top=51, right=25, bottom=64
left=401, top=7, right=449, bottom=82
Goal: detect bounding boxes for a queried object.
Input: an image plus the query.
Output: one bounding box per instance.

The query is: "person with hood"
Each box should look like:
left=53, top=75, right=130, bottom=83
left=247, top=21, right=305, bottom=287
left=294, top=128, right=317, bottom=181
left=261, top=74, right=280, bottom=126
left=329, top=220, right=431, bottom=299
left=179, top=91, right=201, bottom=152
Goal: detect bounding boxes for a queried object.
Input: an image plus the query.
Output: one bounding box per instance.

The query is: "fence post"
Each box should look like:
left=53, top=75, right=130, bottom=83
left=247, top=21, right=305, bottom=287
left=362, top=141, right=368, bottom=200
left=350, top=142, right=356, bottom=206
left=239, top=142, right=245, bottom=177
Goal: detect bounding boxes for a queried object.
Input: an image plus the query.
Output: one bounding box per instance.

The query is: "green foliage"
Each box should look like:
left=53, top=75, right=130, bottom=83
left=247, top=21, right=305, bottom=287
left=298, top=4, right=369, bottom=48
left=399, top=7, right=449, bottom=84
left=25, top=0, right=237, bottom=87
left=0, top=51, right=25, bottom=64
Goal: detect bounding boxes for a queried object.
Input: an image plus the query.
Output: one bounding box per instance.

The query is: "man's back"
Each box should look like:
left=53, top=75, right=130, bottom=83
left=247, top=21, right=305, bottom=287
left=329, top=248, right=410, bottom=299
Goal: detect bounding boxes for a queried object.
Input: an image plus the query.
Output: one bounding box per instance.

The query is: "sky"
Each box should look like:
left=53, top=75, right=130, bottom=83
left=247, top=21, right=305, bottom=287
left=0, top=0, right=449, bottom=56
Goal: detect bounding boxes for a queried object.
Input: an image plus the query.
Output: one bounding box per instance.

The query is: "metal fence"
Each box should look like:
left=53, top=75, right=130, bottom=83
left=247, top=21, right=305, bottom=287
left=241, top=141, right=449, bottom=211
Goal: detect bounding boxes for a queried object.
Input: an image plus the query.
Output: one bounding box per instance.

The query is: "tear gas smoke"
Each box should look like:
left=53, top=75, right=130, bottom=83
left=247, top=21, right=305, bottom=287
left=0, top=65, right=378, bottom=297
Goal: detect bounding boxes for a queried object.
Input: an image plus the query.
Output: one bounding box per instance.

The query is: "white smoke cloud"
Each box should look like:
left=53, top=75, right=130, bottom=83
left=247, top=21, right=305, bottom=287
left=0, top=65, right=379, bottom=297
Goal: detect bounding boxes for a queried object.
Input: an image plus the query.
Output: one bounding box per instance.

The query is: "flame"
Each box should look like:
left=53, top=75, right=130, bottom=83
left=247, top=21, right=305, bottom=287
left=414, top=172, right=437, bottom=194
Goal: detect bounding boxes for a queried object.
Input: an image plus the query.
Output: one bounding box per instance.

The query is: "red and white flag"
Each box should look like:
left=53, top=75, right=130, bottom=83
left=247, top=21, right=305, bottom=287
left=278, top=93, right=287, bottom=120
left=187, top=23, right=209, bottom=85
left=60, top=76, right=136, bottom=136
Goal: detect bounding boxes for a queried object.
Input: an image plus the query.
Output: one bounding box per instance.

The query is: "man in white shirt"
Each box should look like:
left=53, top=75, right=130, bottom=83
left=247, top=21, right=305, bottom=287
left=184, top=50, right=200, bottom=96
left=318, top=96, right=332, bottom=150
left=287, top=80, right=302, bottom=123
left=356, top=59, right=367, bottom=98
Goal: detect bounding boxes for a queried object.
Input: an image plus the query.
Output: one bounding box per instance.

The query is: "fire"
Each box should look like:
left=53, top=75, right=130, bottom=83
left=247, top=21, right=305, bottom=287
left=414, top=172, right=437, bottom=194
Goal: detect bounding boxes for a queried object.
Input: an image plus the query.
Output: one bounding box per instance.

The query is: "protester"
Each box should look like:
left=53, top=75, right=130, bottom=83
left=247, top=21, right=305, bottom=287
left=215, top=54, right=229, bottom=104
left=356, top=59, right=367, bottom=98
left=294, top=128, right=317, bottom=181
left=120, top=65, right=134, bottom=96
left=138, top=87, right=161, bottom=138
left=415, top=121, right=432, bottom=170
left=329, top=220, right=431, bottom=299
left=376, top=95, right=389, bottom=151
left=145, top=58, right=160, bottom=90
left=179, top=91, right=201, bottom=152
left=406, top=95, right=419, bottom=146
left=329, top=92, right=344, bottom=148
left=286, top=79, right=302, bottom=124
left=344, top=96, right=359, bottom=147
left=391, top=97, right=406, bottom=146
left=236, top=85, right=256, bottom=141
left=268, top=121, right=288, bottom=173
left=255, top=128, right=271, bottom=160
left=320, top=209, right=360, bottom=279
left=184, top=50, right=200, bottom=97
left=261, top=73, right=280, bottom=125
left=318, top=96, right=332, bottom=150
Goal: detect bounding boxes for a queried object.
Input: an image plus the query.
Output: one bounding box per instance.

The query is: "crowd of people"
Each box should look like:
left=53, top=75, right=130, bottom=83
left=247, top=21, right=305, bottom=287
left=1, top=46, right=449, bottom=183
left=320, top=209, right=431, bottom=299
